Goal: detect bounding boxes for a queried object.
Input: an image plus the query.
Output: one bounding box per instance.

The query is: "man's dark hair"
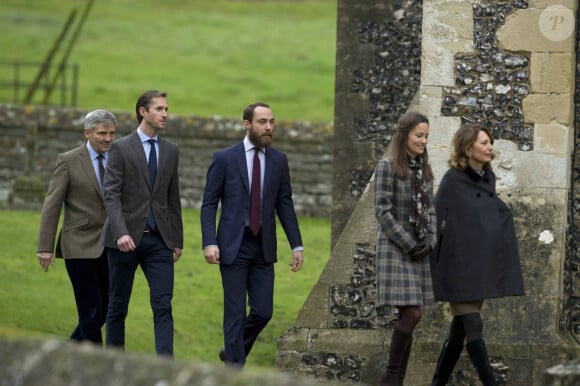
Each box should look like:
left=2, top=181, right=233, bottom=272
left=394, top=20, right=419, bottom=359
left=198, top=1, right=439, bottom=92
left=243, top=102, right=270, bottom=122
left=136, top=90, right=167, bottom=123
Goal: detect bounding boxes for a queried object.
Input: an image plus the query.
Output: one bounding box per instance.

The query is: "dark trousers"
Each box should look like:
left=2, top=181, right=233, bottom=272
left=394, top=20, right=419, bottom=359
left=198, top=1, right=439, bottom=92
left=105, top=231, right=174, bottom=356
left=220, top=229, right=274, bottom=366
left=65, top=252, right=109, bottom=344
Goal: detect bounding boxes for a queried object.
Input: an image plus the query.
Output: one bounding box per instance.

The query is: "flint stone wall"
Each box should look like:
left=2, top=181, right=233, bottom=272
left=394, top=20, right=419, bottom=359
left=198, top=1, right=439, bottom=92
left=544, top=359, right=580, bottom=386
left=0, top=104, right=333, bottom=217
left=331, top=0, right=423, bottom=247
left=276, top=1, right=580, bottom=385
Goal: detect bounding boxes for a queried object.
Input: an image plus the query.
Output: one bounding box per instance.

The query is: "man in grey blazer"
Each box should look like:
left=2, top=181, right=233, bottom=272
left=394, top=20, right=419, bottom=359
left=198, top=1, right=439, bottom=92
left=37, top=109, right=117, bottom=344
left=201, top=102, right=304, bottom=366
left=101, top=90, right=183, bottom=357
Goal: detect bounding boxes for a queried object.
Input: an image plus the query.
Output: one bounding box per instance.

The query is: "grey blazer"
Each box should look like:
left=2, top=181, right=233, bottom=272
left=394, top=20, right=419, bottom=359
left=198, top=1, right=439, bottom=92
left=101, top=131, right=183, bottom=250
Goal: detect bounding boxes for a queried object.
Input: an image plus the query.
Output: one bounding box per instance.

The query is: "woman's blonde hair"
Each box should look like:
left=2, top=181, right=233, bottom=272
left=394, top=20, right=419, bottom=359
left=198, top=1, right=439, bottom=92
left=449, top=123, right=495, bottom=170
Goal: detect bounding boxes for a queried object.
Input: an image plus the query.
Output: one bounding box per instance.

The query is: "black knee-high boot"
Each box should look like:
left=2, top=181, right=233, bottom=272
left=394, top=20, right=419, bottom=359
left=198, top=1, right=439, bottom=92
left=466, top=339, right=498, bottom=386
left=431, top=339, right=464, bottom=386
left=431, top=317, right=465, bottom=386
left=380, top=329, right=413, bottom=386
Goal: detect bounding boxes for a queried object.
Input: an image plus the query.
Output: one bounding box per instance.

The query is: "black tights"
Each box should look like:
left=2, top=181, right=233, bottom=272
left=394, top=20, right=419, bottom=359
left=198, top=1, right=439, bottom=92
left=448, top=312, right=484, bottom=344
left=396, top=305, right=422, bottom=334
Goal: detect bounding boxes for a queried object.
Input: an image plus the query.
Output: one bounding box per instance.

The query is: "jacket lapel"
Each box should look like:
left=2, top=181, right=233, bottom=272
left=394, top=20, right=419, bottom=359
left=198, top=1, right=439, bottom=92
left=263, top=148, right=273, bottom=195
left=236, top=142, right=250, bottom=193
left=78, top=144, right=102, bottom=196
left=156, top=138, right=172, bottom=192
left=129, top=132, right=153, bottom=190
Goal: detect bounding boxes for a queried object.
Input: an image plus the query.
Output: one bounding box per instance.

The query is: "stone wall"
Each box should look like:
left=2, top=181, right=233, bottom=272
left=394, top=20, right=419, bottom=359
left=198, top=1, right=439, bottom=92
left=331, top=0, right=423, bottom=247
left=2, top=336, right=578, bottom=386
left=0, top=337, right=331, bottom=386
left=565, top=0, right=580, bottom=342
left=0, top=104, right=333, bottom=217
left=277, top=1, right=580, bottom=385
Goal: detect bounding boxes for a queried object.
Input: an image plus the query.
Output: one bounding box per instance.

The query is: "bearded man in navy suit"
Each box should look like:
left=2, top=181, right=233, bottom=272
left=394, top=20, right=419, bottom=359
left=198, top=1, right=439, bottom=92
left=200, top=102, right=304, bottom=366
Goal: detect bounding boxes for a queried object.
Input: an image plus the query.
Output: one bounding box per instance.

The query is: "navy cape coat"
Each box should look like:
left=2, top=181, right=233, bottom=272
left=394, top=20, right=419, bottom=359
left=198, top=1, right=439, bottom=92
left=430, top=167, right=524, bottom=302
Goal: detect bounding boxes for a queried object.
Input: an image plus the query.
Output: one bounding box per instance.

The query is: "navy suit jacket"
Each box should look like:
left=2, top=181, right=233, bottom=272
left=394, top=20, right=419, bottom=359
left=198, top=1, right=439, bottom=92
left=200, top=141, right=302, bottom=264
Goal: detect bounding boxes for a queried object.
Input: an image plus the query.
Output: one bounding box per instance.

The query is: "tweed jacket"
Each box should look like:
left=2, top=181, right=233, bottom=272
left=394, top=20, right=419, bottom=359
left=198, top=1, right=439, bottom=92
left=101, top=131, right=183, bottom=250
left=374, top=157, right=436, bottom=308
left=37, top=144, right=106, bottom=259
left=430, top=167, right=524, bottom=302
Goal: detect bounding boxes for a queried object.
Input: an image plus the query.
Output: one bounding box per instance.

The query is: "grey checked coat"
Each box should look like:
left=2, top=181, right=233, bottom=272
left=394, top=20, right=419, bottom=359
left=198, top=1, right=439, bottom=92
left=374, top=158, right=436, bottom=309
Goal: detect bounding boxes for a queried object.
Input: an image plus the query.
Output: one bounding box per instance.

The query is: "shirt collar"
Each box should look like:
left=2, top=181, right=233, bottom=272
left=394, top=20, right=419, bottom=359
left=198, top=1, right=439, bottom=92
left=243, top=136, right=263, bottom=153
left=137, top=127, right=158, bottom=143
left=86, top=142, right=101, bottom=160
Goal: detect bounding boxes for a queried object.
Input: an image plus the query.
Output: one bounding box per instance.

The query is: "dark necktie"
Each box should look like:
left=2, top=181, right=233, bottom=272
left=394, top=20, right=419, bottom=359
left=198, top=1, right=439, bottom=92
left=147, top=139, right=157, bottom=230
left=97, top=153, right=105, bottom=189
left=148, top=139, right=157, bottom=186
left=249, top=147, right=261, bottom=236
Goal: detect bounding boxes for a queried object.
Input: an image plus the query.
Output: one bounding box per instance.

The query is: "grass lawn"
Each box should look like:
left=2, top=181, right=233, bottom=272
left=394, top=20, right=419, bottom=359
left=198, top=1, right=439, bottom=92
left=0, top=208, right=330, bottom=369
left=0, top=0, right=337, bottom=122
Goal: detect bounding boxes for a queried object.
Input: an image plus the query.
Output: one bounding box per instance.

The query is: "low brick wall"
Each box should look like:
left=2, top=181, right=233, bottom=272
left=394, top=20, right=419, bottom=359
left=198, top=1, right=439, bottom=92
left=0, top=104, right=333, bottom=217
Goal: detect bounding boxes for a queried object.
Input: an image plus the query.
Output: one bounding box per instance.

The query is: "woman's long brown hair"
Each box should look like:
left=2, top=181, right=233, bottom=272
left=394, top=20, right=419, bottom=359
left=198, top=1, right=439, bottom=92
left=390, top=111, right=434, bottom=181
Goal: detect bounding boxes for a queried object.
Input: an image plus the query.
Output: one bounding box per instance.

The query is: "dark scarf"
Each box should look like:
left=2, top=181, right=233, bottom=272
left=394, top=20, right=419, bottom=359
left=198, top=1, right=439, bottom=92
left=409, top=156, right=430, bottom=240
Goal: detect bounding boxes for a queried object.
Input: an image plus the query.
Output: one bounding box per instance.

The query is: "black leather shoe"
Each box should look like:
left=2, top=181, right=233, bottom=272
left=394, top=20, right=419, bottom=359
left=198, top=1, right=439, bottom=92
left=218, top=348, right=225, bottom=362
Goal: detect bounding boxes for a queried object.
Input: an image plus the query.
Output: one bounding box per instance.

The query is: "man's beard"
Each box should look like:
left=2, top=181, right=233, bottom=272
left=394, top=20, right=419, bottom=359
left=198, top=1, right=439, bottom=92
left=249, top=130, right=272, bottom=148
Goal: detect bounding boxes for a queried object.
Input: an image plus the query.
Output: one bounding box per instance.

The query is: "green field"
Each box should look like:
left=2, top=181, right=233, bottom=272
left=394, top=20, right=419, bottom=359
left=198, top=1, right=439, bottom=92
left=1, top=0, right=335, bottom=369
left=0, top=0, right=337, bottom=122
left=0, top=209, right=330, bottom=368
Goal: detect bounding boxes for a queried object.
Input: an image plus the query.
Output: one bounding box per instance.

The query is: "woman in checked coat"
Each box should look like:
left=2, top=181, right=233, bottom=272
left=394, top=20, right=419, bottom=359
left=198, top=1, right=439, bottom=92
left=374, top=111, right=437, bottom=386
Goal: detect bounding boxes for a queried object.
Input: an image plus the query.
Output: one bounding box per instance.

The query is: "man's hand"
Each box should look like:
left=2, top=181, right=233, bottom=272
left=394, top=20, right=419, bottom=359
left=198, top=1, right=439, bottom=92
left=204, top=245, right=220, bottom=264
left=116, top=235, right=135, bottom=252
left=289, top=250, right=304, bottom=272
left=173, top=248, right=182, bottom=262
left=37, top=252, right=55, bottom=272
